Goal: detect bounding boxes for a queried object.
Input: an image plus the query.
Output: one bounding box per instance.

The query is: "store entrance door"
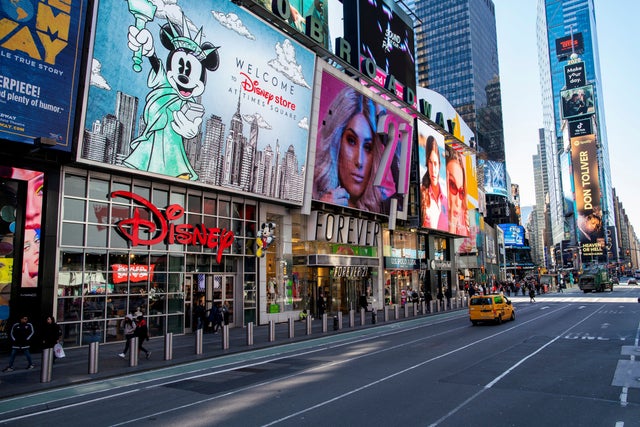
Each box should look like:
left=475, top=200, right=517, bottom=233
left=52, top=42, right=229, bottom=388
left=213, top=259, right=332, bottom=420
left=186, top=274, right=236, bottom=332
left=209, top=274, right=235, bottom=327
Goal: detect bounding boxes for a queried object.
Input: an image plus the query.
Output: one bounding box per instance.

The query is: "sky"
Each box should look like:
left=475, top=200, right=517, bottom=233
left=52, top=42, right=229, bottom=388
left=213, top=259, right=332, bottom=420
left=494, top=0, right=640, bottom=236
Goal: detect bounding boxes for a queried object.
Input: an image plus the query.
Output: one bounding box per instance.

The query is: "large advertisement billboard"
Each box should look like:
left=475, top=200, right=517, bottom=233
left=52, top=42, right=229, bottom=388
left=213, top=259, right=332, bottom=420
left=418, top=121, right=447, bottom=232
left=560, top=84, right=595, bottom=120
left=555, top=33, right=584, bottom=60
left=310, top=65, right=413, bottom=216
left=82, top=1, right=315, bottom=204
left=498, top=224, right=525, bottom=248
left=570, top=134, right=604, bottom=257
left=0, top=0, right=88, bottom=151
left=343, top=0, right=416, bottom=103
left=482, top=159, right=508, bottom=197
left=446, top=145, right=469, bottom=237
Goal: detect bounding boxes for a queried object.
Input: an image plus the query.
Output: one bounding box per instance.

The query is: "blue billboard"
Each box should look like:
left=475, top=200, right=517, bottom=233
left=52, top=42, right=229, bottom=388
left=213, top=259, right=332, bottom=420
left=498, top=223, right=525, bottom=247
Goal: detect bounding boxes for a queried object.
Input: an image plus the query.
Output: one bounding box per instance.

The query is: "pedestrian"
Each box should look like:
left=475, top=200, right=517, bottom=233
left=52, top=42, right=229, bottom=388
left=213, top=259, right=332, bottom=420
left=135, top=315, right=151, bottom=359
left=209, top=303, right=223, bottom=333
left=222, top=301, right=230, bottom=325
left=3, top=315, right=35, bottom=371
left=529, top=286, right=536, bottom=303
left=42, top=315, right=62, bottom=364
left=317, top=293, right=326, bottom=317
left=194, top=299, right=206, bottom=330
left=425, top=290, right=433, bottom=312
left=118, top=314, right=137, bottom=358
left=445, top=287, right=452, bottom=309
left=437, top=289, right=444, bottom=309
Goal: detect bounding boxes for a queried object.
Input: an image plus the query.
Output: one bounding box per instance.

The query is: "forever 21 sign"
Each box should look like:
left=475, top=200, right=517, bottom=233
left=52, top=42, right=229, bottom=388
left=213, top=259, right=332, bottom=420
left=110, top=191, right=234, bottom=263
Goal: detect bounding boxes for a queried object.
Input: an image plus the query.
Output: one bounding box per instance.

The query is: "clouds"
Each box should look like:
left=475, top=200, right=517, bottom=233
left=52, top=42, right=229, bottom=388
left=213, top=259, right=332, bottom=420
left=268, top=39, right=310, bottom=89
left=211, top=11, right=255, bottom=40
left=90, top=59, right=110, bottom=90
left=242, top=113, right=272, bottom=130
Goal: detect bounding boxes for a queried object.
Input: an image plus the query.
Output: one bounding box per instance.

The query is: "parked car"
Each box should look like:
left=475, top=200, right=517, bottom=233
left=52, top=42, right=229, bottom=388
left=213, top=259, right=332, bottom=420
left=628, top=278, right=638, bottom=285
left=469, top=294, right=515, bottom=325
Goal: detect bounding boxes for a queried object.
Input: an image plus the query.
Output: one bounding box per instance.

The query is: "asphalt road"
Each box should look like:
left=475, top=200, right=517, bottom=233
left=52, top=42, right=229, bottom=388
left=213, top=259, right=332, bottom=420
left=1, top=284, right=639, bottom=427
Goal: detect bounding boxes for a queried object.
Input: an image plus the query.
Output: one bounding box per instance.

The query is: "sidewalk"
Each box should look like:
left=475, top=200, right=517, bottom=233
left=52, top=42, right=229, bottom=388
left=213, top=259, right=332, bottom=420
left=0, top=304, right=461, bottom=400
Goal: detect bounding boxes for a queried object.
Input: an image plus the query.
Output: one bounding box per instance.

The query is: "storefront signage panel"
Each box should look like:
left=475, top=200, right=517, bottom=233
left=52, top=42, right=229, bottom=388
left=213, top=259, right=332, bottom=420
left=310, top=64, right=413, bottom=216
left=110, top=191, right=234, bottom=263
left=82, top=1, right=315, bottom=205
left=384, top=257, right=417, bottom=270
left=0, top=0, right=87, bottom=150
left=310, top=211, right=380, bottom=246
left=111, top=263, right=155, bottom=284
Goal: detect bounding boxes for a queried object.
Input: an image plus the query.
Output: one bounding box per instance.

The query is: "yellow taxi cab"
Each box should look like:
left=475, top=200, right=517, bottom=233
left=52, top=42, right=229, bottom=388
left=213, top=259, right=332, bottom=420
left=468, top=294, right=515, bottom=325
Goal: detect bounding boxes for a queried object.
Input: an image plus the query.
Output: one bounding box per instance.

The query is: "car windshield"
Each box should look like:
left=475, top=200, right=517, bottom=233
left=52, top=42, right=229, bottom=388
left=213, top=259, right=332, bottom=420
left=471, top=297, right=492, bottom=306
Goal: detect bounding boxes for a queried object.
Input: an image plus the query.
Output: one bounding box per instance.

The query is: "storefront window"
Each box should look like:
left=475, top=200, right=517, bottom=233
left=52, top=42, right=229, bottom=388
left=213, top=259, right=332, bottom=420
left=65, top=174, right=86, bottom=197
left=64, top=198, right=86, bottom=221
left=88, top=178, right=108, bottom=200
left=61, top=222, right=84, bottom=246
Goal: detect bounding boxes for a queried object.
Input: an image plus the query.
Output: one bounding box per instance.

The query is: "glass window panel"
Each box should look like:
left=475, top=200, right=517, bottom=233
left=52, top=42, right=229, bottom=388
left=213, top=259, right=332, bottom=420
left=203, top=198, right=216, bottom=215
left=219, top=217, right=230, bottom=231
left=60, top=323, right=80, bottom=347
left=112, top=181, right=131, bottom=193
left=170, top=192, right=185, bottom=207
left=148, top=316, right=165, bottom=337
left=129, top=295, right=147, bottom=316
left=61, top=222, right=85, bottom=246
left=149, top=292, right=166, bottom=315
left=232, top=202, right=242, bottom=219
left=168, top=255, right=184, bottom=272
left=167, top=273, right=183, bottom=292
left=203, top=215, right=216, bottom=228
left=133, top=184, right=150, bottom=201
left=153, top=188, right=168, bottom=207
left=87, top=224, right=108, bottom=247
left=83, top=297, right=105, bottom=320
left=88, top=201, right=109, bottom=224
left=110, top=203, right=131, bottom=224
left=89, top=178, right=109, bottom=200
left=58, top=297, right=81, bottom=321
left=82, top=321, right=103, bottom=345
left=110, top=227, right=129, bottom=249
left=105, top=319, right=120, bottom=342
left=219, top=200, right=230, bottom=217
left=167, top=294, right=184, bottom=314
left=64, top=174, right=86, bottom=197
left=167, top=314, right=183, bottom=334
left=107, top=296, right=126, bottom=318
left=63, top=198, right=86, bottom=221
left=188, top=194, right=201, bottom=214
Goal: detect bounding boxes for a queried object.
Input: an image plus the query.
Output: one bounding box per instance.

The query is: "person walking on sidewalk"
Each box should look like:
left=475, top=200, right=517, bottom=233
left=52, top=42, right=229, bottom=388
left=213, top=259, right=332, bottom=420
left=42, top=315, right=62, bottom=364
left=3, top=315, right=35, bottom=371
left=118, top=314, right=136, bottom=358
left=135, top=315, right=151, bottom=359
left=208, top=303, right=223, bottom=333
left=529, top=286, right=536, bottom=303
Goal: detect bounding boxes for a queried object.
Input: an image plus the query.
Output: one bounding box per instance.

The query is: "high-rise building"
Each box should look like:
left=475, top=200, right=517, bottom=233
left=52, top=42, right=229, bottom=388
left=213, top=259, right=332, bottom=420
left=414, top=0, right=509, bottom=226
left=537, top=0, right=613, bottom=262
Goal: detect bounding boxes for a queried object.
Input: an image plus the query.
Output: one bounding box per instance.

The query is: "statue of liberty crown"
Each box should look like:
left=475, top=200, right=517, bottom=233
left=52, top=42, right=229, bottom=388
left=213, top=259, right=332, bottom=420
left=162, top=14, right=218, bottom=61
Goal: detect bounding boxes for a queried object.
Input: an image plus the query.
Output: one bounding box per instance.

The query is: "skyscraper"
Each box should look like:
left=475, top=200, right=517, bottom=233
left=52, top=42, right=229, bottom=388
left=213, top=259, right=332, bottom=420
left=537, top=0, right=612, bottom=261
left=414, top=0, right=509, bottom=225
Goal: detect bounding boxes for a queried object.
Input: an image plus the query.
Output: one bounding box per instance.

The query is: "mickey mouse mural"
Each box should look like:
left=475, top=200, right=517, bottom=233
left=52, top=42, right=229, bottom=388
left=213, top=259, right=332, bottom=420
left=124, top=14, right=219, bottom=180
left=256, top=222, right=276, bottom=258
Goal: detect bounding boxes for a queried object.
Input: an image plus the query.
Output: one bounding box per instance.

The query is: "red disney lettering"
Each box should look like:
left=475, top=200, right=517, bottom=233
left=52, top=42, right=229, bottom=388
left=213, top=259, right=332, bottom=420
left=239, top=72, right=275, bottom=104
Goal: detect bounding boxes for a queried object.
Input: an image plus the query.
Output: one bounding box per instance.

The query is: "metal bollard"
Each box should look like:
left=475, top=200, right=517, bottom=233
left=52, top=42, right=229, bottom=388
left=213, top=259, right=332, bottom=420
left=333, top=315, right=339, bottom=331
left=394, top=305, right=399, bottom=320
left=322, top=313, right=327, bottom=332
left=337, top=312, right=343, bottom=330
left=164, top=332, right=173, bottom=361
left=404, top=304, right=409, bottom=318
left=195, top=328, right=203, bottom=355
left=40, top=348, right=53, bottom=383
left=360, top=308, right=365, bottom=326
left=349, top=309, right=355, bottom=328
left=371, top=309, right=377, bottom=324
left=288, top=317, right=295, bottom=338
left=384, top=306, right=389, bottom=322
left=130, top=337, right=139, bottom=366
left=222, top=325, right=229, bottom=349
left=88, top=341, right=99, bottom=374
left=306, top=315, right=312, bottom=335
left=269, top=320, right=275, bottom=342
left=247, top=322, right=254, bottom=346
left=430, top=301, right=435, bottom=313
left=421, top=301, right=426, bottom=314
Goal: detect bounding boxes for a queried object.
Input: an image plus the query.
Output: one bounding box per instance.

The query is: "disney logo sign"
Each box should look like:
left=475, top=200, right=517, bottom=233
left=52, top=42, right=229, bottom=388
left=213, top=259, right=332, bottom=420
left=110, top=191, right=234, bottom=263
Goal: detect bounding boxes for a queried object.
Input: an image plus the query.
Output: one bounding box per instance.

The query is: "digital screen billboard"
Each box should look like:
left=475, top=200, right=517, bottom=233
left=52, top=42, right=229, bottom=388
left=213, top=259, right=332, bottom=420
left=564, top=61, right=586, bottom=89
left=343, top=0, right=416, bottom=103
left=82, top=1, right=315, bottom=205
left=0, top=0, right=88, bottom=151
left=446, top=145, right=469, bottom=237
left=570, top=134, right=604, bottom=257
left=555, top=33, right=584, bottom=59
left=498, top=224, right=525, bottom=247
left=482, top=160, right=508, bottom=197
left=560, top=84, right=595, bottom=120
left=417, top=120, right=448, bottom=232
left=310, top=65, right=413, bottom=216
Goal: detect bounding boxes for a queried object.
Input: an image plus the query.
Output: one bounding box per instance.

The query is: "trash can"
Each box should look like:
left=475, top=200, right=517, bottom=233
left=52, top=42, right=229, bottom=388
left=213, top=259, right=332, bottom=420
left=333, top=316, right=339, bottom=331
left=371, top=310, right=377, bottom=324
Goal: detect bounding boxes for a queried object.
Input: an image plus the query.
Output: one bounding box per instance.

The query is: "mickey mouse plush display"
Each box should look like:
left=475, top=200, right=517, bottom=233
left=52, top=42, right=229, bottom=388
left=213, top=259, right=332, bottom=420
left=256, top=222, right=276, bottom=258
left=124, top=16, right=219, bottom=180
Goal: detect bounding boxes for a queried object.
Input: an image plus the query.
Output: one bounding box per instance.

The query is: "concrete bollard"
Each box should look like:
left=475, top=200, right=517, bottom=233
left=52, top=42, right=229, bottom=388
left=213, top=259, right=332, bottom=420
left=269, top=320, right=275, bottom=342
left=41, top=348, right=53, bottom=383
left=322, top=313, right=327, bottom=333
left=247, top=322, right=254, bottom=346
left=404, top=304, right=409, bottom=318
left=164, top=332, right=173, bottom=360
left=195, top=328, right=203, bottom=355
left=222, top=325, right=229, bottom=349
left=337, top=312, right=343, bottom=330
left=88, top=341, right=99, bottom=374
left=395, top=305, right=399, bottom=320
left=421, top=301, right=426, bottom=314
left=306, top=315, right=312, bottom=335
left=349, top=309, right=355, bottom=328
left=384, top=306, right=389, bottom=322
left=130, top=337, right=139, bottom=366
left=360, top=308, right=366, bottom=326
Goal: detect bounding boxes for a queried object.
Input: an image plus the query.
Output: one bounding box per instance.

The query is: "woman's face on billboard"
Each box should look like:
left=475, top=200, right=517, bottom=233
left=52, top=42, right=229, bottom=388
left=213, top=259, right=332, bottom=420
left=338, top=113, right=374, bottom=204
left=427, top=148, right=440, bottom=187
left=447, top=158, right=466, bottom=223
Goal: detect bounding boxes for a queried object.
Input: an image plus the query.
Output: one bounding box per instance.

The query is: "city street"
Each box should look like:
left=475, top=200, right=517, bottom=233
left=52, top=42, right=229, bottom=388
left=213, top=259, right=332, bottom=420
left=1, top=285, right=639, bottom=426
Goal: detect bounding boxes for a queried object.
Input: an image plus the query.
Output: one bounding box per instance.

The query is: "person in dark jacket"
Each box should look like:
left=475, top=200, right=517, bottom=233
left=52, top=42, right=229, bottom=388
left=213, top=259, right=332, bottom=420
left=135, top=315, right=151, bottom=359
left=42, top=316, right=62, bottom=364
left=3, top=315, right=35, bottom=371
left=208, top=303, right=223, bottom=333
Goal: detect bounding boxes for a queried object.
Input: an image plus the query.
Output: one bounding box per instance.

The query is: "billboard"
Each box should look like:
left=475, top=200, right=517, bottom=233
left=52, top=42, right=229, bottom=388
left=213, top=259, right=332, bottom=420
left=564, top=61, right=586, bottom=89
left=0, top=0, right=88, bottom=151
left=82, top=1, right=315, bottom=204
left=568, top=118, right=592, bottom=138
left=417, top=121, right=448, bottom=232
left=555, top=33, right=584, bottom=60
left=343, top=0, right=416, bottom=103
left=570, top=134, right=604, bottom=257
left=498, top=224, right=525, bottom=248
left=560, top=84, right=595, bottom=120
left=446, top=145, right=469, bottom=237
left=254, top=0, right=334, bottom=50
left=310, top=64, right=413, bottom=216
left=482, top=159, right=508, bottom=197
